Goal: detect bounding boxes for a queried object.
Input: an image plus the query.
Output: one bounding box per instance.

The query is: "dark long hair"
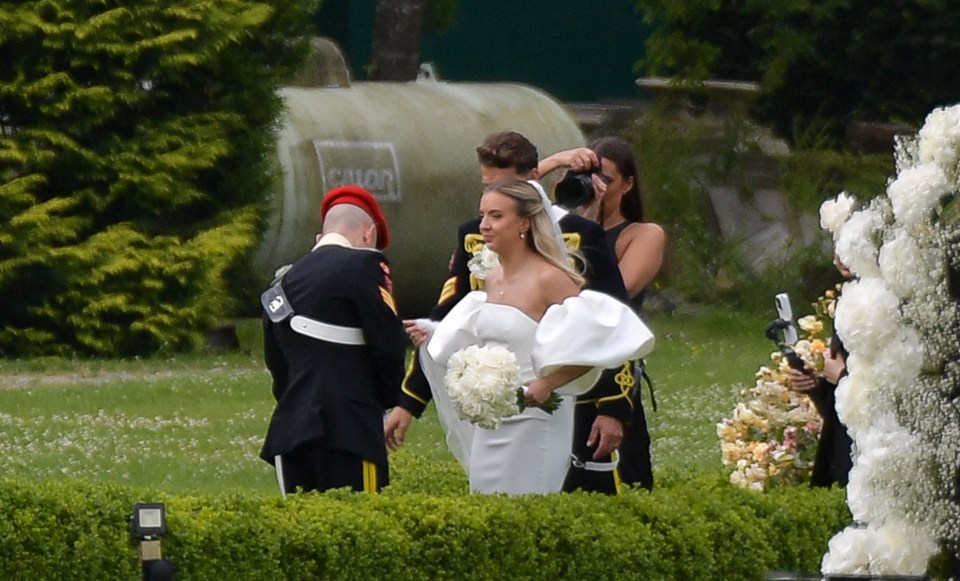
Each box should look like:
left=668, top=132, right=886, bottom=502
left=592, top=137, right=643, bottom=222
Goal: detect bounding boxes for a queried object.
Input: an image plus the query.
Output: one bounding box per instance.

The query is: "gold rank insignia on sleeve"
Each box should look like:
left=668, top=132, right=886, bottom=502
left=438, top=276, right=457, bottom=305
left=380, top=286, right=398, bottom=315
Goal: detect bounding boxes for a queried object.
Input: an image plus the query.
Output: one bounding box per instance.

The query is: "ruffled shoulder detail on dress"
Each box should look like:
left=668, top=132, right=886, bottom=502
left=426, top=291, right=487, bottom=367
left=534, top=290, right=655, bottom=395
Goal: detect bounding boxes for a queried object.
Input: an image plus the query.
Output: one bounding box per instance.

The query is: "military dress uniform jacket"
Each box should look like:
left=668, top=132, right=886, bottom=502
left=260, top=243, right=407, bottom=469
left=398, top=212, right=633, bottom=423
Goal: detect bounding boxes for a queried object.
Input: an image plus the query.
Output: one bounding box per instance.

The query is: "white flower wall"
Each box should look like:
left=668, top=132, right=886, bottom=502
left=820, top=105, right=960, bottom=576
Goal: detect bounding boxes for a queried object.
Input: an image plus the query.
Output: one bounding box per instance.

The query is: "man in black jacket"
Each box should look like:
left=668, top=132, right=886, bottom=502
left=385, top=131, right=639, bottom=494
left=260, top=185, right=407, bottom=495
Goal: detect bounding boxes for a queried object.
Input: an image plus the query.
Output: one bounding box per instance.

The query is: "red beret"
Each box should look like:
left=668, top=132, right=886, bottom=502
left=320, top=185, right=391, bottom=249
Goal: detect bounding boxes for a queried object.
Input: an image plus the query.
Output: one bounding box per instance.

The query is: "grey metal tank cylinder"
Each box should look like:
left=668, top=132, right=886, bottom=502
left=255, top=79, right=585, bottom=316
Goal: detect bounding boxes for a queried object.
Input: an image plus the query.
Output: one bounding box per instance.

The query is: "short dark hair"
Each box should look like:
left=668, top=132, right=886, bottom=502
left=476, top=131, right=539, bottom=175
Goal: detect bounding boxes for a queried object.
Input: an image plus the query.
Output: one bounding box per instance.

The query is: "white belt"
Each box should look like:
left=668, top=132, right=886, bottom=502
left=290, top=315, right=365, bottom=345
left=571, top=450, right=620, bottom=472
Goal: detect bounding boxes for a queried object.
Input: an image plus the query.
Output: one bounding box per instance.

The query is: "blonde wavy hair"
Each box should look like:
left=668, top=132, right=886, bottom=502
left=483, top=178, right=584, bottom=287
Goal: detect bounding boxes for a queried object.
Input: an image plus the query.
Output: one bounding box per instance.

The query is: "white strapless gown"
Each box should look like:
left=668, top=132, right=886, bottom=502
left=422, top=290, right=655, bottom=495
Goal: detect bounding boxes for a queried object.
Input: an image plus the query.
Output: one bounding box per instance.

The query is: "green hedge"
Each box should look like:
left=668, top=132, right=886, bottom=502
left=0, top=475, right=850, bottom=580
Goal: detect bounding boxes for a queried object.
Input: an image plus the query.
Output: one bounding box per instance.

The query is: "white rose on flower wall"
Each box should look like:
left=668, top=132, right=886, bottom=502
left=820, top=191, right=858, bottom=241
left=834, top=203, right=884, bottom=279
left=887, top=164, right=951, bottom=228
left=918, top=106, right=960, bottom=186
left=833, top=278, right=900, bottom=356
left=878, top=228, right=942, bottom=300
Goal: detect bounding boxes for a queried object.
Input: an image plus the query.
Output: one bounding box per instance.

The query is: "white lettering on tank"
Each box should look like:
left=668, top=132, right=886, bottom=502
left=313, top=141, right=402, bottom=202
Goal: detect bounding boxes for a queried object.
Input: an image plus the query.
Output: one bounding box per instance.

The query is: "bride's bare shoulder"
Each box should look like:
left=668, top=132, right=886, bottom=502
left=536, top=261, right=579, bottom=300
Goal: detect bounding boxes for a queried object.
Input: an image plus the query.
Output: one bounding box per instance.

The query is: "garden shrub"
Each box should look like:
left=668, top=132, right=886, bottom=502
left=0, top=474, right=849, bottom=580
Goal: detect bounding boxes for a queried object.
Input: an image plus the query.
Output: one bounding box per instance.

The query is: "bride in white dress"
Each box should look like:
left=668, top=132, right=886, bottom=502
left=421, top=179, right=654, bottom=495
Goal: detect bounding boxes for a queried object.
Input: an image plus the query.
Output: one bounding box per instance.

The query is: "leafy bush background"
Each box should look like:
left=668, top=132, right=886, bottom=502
left=0, top=0, right=317, bottom=356
left=635, top=0, right=960, bottom=146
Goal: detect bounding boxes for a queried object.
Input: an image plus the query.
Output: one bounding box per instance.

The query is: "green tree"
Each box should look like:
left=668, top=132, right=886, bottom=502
left=0, top=0, right=317, bottom=356
left=636, top=0, right=960, bottom=145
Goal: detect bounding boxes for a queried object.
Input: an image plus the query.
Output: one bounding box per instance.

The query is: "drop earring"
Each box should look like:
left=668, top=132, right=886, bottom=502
left=519, top=231, right=525, bottom=239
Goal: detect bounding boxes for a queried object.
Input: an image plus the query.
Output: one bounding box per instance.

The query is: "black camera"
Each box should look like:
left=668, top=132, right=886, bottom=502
left=554, top=169, right=599, bottom=209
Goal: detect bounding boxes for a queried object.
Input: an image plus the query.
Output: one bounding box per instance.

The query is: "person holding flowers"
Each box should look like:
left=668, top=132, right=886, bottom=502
left=420, top=178, right=654, bottom=495
left=386, top=131, right=636, bottom=496
left=787, top=247, right=856, bottom=488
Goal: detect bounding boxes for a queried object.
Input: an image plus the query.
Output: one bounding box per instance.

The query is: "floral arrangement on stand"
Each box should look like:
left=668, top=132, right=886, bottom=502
left=819, top=104, right=960, bottom=578
left=717, top=297, right=834, bottom=491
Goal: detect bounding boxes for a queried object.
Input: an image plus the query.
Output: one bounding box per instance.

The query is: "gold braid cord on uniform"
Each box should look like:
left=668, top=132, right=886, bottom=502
left=575, top=362, right=635, bottom=408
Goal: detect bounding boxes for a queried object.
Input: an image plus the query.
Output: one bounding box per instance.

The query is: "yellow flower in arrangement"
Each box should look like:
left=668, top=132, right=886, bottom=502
left=717, top=288, right=837, bottom=491
left=815, top=284, right=842, bottom=321
left=798, top=315, right=824, bottom=336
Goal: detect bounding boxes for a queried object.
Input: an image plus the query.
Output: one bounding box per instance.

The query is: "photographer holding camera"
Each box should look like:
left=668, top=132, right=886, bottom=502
left=541, top=137, right=666, bottom=490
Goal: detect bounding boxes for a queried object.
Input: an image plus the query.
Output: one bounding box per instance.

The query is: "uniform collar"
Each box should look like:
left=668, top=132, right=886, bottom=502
left=312, top=232, right=381, bottom=253
left=313, top=232, right=353, bottom=250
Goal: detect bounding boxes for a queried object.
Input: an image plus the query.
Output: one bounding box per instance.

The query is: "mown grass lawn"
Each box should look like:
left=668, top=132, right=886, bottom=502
left=0, top=305, right=780, bottom=496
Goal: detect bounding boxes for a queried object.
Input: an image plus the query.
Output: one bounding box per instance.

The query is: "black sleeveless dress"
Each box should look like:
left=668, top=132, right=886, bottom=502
left=604, top=221, right=654, bottom=490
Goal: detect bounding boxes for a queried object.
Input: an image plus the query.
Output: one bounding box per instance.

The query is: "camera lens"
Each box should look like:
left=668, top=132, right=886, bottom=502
left=554, top=171, right=596, bottom=208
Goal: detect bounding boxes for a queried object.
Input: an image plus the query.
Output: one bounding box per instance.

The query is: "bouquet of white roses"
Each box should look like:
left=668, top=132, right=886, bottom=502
left=444, top=344, right=561, bottom=429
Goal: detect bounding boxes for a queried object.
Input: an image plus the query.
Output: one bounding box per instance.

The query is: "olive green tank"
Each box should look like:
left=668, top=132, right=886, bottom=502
left=255, top=47, right=585, bottom=316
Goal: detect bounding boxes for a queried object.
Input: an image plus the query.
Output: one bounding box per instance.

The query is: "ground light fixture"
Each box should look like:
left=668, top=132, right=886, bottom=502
left=130, top=503, right=175, bottom=581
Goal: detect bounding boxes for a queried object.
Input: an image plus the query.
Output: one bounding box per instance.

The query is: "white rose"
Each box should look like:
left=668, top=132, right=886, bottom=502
left=887, top=163, right=951, bottom=228
left=835, top=204, right=884, bottom=279
left=878, top=227, right=942, bottom=300
left=819, top=191, right=857, bottom=240
left=834, top=278, right=901, bottom=356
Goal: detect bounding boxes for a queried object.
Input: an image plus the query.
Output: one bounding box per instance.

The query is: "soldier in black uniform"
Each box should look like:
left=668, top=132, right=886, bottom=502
left=385, top=132, right=637, bottom=494
left=260, top=185, right=407, bottom=495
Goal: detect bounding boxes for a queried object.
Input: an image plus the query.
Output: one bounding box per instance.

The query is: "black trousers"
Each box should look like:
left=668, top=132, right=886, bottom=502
left=279, top=441, right=387, bottom=494
left=563, top=391, right=653, bottom=494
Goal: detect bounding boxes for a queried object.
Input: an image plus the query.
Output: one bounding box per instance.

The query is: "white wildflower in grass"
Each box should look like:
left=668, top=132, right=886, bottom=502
left=467, top=245, right=499, bottom=281
left=888, top=163, right=951, bottom=228
left=819, top=191, right=858, bottom=240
